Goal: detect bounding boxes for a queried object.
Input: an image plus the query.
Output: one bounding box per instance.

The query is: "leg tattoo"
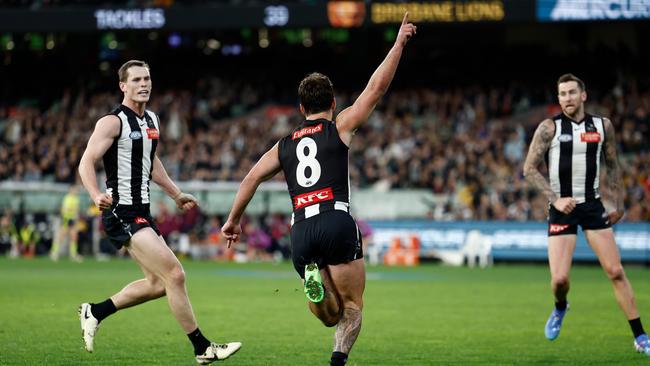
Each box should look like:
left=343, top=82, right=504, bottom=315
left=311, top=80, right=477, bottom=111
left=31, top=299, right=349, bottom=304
left=333, top=308, right=362, bottom=354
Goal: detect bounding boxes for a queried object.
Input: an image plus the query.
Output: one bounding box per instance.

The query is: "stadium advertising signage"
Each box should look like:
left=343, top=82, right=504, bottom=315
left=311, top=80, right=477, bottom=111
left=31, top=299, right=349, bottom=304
left=371, top=1, right=507, bottom=23
left=95, top=8, right=166, bottom=30
left=0, top=1, right=538, bottom=31
left=368, top=0, right=534, bottom=23
left=537, top=0, right=650, bottom=21
left=370, top=221, right=650, bottom=262
left=0, top=4, right=328, bottom=32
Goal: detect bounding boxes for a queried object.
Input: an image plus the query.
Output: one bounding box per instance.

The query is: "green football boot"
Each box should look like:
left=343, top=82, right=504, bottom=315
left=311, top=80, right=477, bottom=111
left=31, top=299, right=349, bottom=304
left=304, top=263, right=325, bottom=303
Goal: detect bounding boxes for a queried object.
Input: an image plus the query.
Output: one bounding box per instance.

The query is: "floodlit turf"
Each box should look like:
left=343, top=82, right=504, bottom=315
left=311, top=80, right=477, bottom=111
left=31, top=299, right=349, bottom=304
left=0, top=258, right=649, bottom=365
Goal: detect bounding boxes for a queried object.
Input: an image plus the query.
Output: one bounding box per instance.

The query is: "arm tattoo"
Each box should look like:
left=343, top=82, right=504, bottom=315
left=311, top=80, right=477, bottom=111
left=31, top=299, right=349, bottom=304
left=333, top=308, right=362, bottom=354
left=523, top=120, right=557, bottom=203
left=602, top=118, right=624, bottom=211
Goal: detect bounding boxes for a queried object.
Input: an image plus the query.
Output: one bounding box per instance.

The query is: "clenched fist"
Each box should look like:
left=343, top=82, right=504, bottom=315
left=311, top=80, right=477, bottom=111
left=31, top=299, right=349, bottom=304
left=93, top=193, right=113, bottom=211
left=173, top=192, right=198, bottom=212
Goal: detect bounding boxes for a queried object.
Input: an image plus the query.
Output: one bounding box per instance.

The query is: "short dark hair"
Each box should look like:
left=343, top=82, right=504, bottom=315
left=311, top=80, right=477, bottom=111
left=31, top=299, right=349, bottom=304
left=118, top=60, right=150, bottom=82
left=557, top=73, right=586, bottom=91
left=298, top=72, right=334, bottom=115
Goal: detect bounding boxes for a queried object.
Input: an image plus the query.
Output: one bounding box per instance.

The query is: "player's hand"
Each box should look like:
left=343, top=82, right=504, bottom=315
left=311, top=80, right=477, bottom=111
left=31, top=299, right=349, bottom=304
left=395, top=12, right=417, bottom=48
left=93, top=193, right=113, bottom=211
left=221, top=221, right=241, bottom=248
left=173, top=192, right=198, bottom=212
left=552, top=197, right=577, bottom=214
left=608, top=210, right=624, bottom=225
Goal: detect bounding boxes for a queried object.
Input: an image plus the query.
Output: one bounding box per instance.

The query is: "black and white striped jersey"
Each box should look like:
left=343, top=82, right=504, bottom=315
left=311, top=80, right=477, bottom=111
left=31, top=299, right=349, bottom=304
left=278, top=118, right=351, bottom=225
left=103, top=104, right=160, bottom=205
left=546, top=113, right=605, bottom=203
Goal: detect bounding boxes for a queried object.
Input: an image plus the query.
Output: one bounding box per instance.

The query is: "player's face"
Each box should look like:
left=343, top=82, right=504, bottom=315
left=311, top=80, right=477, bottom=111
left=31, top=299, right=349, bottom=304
left=558, top=81, right=586, bottom=118
left=120, top=66, right=151, bottom=104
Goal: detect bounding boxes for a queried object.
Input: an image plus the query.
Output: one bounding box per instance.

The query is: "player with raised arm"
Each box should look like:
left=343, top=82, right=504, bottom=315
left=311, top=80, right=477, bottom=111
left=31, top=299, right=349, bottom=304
left=221, top=13, right=416, bottom=366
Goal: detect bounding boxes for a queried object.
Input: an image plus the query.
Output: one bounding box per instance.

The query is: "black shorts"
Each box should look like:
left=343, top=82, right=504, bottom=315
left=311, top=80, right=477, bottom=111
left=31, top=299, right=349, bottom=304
left=290, top=210, right=363, bottom=279
left=102, top=204, right=160, bottom=249
left=548, top=199, right=611, bottom=236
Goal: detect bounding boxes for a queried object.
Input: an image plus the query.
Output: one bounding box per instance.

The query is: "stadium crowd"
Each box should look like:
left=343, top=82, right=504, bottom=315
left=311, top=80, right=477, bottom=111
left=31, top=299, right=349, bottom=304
left=1, top=79, right=649, bottom=221
left=1, top=77, right=649, bottom=259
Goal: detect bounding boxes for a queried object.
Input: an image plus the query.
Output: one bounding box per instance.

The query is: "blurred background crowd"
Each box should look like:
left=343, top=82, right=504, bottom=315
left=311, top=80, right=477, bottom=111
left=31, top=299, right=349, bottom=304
left=2, top=80, right=649, bottom=217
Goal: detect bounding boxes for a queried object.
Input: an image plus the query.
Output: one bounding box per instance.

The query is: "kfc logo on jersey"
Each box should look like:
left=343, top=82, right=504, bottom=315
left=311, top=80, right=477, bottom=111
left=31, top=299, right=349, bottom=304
left=135, top=217, right=148, bottom=225
left=292, top=124, right=323, bottom=140
left=549, top=224, right=570, bottom=233
left=147, top=128, right=159, bottom=140
left=580, top=132, right=601, bottom=143
left=294, top=187, right=333, bottom=209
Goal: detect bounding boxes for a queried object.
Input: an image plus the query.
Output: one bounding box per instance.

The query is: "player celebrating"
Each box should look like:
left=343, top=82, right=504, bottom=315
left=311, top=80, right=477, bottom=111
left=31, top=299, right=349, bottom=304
left=222, top=13, right=416, bottom=366
left=523, top=73, right=650, bottom=356
left=78, top=60, right=241, bottom=364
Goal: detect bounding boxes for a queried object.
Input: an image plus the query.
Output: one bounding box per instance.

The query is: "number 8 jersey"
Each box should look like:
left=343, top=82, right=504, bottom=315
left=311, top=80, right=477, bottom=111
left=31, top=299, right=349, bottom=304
left=278, top=118, right=351, bottom=225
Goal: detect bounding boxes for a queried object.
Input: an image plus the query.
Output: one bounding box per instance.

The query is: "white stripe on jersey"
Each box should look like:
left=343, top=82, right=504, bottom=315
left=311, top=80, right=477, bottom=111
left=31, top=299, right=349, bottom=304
left=593, top=117, right=604, bottom=194
left=116, top=111, right=134, bottom=204
left=139, top=111, right=158, bottom=203
left=571, top=121, right=588, bottom=201
left=289, top=201, right=349, bottom=227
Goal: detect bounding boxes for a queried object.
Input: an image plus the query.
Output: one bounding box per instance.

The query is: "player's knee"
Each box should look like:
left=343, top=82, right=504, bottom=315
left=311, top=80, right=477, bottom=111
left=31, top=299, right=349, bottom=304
left=166, top=265, right=186, bottom=286
left=343, top=299, right=363, bottom=312
left=552, top=275, right=570, bottom=289
left=605, top=264, right=625, bottom=281
left=321, top=315, right=340, bottom=327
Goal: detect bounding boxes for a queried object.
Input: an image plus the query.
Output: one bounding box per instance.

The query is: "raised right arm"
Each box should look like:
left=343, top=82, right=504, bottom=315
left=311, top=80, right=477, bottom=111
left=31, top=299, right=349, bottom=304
left=78, top=115, right=120, bottom=210
left=335, top=12, right=416, bottom=146
left=523, top=119, right=557, bottom=203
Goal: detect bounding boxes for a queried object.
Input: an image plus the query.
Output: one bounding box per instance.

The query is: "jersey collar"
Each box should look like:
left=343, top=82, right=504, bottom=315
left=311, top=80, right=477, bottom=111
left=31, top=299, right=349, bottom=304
left=304, top=118, right=329, bottom=126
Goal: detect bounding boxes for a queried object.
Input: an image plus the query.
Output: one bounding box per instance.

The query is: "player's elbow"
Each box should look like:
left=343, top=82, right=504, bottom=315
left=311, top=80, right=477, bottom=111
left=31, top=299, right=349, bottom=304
left=242, top=171, right=263, bottom=190
left=78, top=155, right=91, bottom=175
left=150, top=166, right=162, bottom=184
left=522, top=165, right=535, bottom=179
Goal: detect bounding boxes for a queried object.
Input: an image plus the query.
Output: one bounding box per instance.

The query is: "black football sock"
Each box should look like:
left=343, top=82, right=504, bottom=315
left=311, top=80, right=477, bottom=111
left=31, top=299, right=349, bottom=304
left=629, top=318, right=646, bottom=338
left=188, top=328, right=212, bottom=355
left=555, top=300, right=567, bottom=311
left=90, top=299, right=117, bottom=322
left=330, top=351, right=348, bottom=366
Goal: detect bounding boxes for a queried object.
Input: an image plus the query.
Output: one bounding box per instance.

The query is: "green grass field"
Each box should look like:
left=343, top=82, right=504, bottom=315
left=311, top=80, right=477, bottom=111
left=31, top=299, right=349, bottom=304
left=0, top=258, right=649, bottom=365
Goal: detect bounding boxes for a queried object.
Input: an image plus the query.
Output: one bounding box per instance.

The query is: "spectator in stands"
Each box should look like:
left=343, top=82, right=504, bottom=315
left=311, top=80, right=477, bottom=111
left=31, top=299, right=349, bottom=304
left=0, top=211, right=18, bottom=257
left=17, top=215, right=39, bottom=258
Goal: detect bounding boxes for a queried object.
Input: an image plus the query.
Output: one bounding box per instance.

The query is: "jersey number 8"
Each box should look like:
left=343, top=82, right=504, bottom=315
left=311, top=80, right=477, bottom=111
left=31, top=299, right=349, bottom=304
left=296, top=137, right=321, bottom=187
